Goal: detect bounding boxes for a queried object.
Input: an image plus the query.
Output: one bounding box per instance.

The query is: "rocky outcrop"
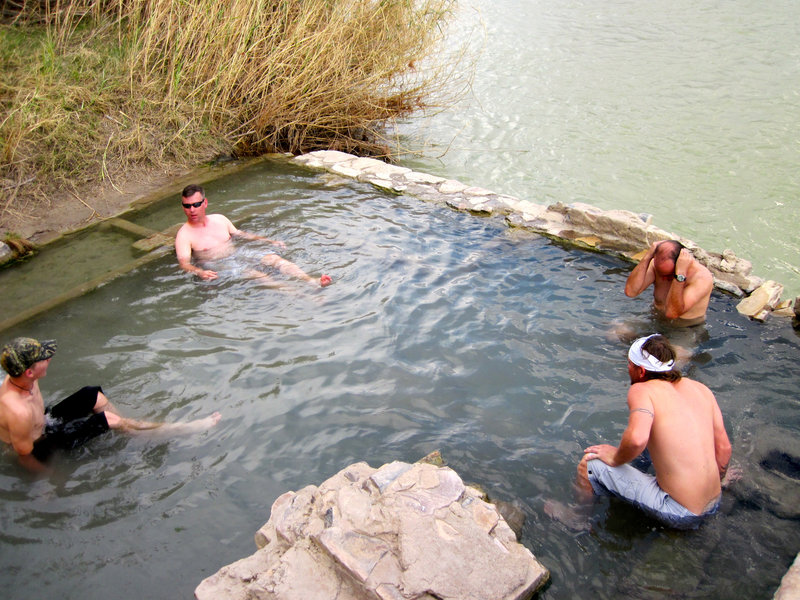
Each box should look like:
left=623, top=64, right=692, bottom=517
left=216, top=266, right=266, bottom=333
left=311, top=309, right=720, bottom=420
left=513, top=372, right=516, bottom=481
left=736, top=281, right=784, bottom=321
left=195, top=461, right=549, bottom=600
left=294, top=150, right=793, bottom=320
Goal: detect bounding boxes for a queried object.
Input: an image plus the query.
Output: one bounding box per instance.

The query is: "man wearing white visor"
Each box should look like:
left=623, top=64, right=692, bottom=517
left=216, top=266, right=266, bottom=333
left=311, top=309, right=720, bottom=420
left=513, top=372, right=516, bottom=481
left=577, top=334, right=732, bottom=529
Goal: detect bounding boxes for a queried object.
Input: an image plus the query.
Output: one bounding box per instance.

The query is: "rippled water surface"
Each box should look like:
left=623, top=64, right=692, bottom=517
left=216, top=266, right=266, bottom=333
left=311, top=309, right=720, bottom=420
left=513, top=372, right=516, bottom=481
left=0, top=161, right=798, bottom=599
left=400, top=0, right=800, bottom=296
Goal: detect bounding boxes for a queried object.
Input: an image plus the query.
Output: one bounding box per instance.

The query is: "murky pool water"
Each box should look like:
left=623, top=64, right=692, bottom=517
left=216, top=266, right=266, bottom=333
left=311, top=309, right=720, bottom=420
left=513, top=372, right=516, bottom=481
left=1, top=161, right=798, bottom=599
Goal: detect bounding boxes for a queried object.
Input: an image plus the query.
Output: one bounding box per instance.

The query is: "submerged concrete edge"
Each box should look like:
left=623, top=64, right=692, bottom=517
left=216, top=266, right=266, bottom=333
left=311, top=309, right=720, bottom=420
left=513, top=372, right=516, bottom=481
left=293, top=150, right=798, bottom=323
left=0, top=151, right=796, bottom=325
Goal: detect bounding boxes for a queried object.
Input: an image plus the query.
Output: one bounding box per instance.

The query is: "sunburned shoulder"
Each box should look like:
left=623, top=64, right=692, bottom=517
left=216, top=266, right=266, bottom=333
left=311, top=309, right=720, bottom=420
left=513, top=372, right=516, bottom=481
left=676, top=377, right=712, bottom=395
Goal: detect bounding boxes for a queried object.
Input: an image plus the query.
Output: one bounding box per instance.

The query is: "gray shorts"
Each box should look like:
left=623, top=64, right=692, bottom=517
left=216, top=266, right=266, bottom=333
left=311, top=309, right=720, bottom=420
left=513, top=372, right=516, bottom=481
left=586, top=459, right=720, bottom=529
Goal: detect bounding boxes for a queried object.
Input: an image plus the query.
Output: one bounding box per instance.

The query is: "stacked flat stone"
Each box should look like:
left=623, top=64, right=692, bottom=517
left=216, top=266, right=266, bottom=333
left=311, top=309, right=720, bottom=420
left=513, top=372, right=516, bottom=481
left=294, top=150, right=795, bottom=322
left=195, top=461, right=549, bottom=600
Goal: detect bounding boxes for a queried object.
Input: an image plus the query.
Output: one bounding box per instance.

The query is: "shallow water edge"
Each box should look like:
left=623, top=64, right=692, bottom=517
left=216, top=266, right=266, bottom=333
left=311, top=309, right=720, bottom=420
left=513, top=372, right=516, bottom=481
left=2, top=152, right=796, bottom=334
left=292, top=151, right=796, bottom=321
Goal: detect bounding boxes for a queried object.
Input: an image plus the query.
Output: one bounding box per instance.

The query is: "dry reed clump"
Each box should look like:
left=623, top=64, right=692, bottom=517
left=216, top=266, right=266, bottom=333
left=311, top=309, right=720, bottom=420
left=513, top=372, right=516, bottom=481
left=128, top=0, right=459, bottom=154
left=0, top=0, right=462, bottom=226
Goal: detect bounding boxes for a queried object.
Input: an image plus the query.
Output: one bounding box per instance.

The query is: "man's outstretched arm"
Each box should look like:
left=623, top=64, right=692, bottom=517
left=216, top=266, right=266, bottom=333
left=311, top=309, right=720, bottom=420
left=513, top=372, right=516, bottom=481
left=232, top=229, right=286, bottom=248
left=584, top=388, right=655, bottom=467
left=175, top=232, right=217, bottom=280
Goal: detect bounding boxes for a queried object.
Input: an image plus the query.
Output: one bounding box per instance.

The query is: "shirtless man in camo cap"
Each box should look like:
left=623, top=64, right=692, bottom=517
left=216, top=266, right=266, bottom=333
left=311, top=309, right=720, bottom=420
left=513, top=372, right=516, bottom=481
left=0, top=337, right=220, bottom=471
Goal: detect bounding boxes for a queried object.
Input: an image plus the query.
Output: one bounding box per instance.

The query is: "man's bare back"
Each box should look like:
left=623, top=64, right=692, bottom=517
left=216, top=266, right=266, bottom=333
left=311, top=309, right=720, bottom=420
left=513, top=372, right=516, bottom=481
left=630, top=377, right=727, bottom=513
left=577, top=334, right=731, bottom=527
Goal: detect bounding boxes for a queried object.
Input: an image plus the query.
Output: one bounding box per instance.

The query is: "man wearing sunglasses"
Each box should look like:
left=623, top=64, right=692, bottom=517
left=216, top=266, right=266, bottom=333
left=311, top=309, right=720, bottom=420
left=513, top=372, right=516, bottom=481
left=175, top=184, right=332, bottom=287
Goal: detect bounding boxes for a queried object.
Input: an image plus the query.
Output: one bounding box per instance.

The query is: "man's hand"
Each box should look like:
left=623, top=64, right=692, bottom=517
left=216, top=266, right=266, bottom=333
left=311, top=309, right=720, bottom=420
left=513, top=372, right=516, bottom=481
left=674, top=248, right=692, bottom=278
left=583, top=444, right=620, bottom=467
left=197, top=269, right=218, bottom=280
left=234, top=230, right=286, bottom=249
left=18, top=452, right=49, bottom=473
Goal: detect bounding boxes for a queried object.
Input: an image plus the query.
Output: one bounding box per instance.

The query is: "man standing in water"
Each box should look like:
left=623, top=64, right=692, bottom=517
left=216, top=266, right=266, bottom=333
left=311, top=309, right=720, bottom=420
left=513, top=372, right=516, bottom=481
left=0, top=337, right=221, bottom=472
left=175, top=184, right=332, bottom=286
left=625, top=240, right=714, bottom=326
left=577, top=334, right=731, bottom=529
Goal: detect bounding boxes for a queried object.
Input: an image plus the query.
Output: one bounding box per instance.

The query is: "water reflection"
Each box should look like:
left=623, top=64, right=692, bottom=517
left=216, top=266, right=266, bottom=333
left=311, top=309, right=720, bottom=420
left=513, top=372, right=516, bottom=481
left=0, top=161, right=798, bottom=599
left=400, top=0, right=800, bottom=297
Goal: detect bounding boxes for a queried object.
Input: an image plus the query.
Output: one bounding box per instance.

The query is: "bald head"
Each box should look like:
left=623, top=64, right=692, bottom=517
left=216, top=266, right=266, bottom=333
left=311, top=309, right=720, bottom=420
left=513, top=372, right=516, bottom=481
left=653, top=240, right=684, bottom=277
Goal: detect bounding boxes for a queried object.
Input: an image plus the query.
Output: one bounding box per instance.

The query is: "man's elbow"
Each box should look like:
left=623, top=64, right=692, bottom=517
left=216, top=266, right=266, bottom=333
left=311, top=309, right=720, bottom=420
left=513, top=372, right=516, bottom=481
left=624, top=283, right=640, bottom=298
left=630, top=438, right=649, bottom=454
left=716, top=440, right=732, bottom=465
left=12, top=438, right=34, bottom=456
left=719, top=439, right=732, bottom=458
left=18, top=452, right=46, bottom=472
left=626, top=431, right=650, bottom=455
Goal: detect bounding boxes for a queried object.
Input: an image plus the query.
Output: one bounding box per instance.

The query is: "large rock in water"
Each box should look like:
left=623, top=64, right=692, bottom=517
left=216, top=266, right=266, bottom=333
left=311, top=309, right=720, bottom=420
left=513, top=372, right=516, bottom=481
left=195, top=461, right=549, bottom=600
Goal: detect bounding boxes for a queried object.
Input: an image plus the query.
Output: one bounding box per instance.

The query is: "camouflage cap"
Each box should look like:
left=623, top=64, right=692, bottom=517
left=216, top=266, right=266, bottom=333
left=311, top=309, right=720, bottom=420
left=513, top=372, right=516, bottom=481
left=1, top=337, right=57, bottom=377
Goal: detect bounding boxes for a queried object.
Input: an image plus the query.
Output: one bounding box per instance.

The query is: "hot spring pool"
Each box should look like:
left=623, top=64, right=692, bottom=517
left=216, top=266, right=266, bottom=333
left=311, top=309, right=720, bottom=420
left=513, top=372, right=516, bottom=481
left=0, top=160, right=798, bottom=599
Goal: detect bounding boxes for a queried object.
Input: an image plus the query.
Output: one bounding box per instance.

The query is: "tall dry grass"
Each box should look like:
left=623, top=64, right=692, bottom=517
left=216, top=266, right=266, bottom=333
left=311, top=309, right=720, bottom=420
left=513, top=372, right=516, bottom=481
left=128, top=0, right=458, bottom=154
left=1, top=0, right=463, bottom=224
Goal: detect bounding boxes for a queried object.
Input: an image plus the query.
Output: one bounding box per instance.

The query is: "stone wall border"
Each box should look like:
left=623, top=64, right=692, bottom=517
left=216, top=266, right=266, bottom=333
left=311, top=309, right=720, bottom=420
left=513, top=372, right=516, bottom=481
left=293, top=151, right=798, bottom=324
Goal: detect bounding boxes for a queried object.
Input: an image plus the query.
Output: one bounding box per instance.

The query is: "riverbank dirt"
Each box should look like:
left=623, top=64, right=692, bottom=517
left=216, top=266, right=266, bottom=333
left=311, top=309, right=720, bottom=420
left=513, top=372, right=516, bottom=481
left=1, top=168, right=179, bottom=245
left=1, top=157, right=269, bottom=246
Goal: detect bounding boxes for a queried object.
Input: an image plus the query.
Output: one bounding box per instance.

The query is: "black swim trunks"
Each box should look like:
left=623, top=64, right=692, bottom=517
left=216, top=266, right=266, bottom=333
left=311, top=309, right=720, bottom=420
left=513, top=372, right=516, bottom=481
left=31, top=386, right=109, bottom=462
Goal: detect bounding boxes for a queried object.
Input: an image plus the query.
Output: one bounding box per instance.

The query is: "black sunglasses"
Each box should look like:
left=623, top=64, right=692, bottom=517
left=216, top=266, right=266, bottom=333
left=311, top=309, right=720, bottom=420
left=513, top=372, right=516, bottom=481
left=182, top=199, right=205, bottom=209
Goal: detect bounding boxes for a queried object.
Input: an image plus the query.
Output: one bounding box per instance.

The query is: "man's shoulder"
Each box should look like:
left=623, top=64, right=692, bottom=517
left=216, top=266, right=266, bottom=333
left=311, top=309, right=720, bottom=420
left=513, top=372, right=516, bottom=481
left=207, top=213, right=233, bottom=225
left=175, top=221, right=192, bottom=238
left=677, top=376, right=712, bottom=394
left=689, top=259, right=714, bottom=282
left=0, top=387, right=26, bottom=415
left=628, top=379, right=681, bottom=399
left=628, top=380, right=659, bottom=400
